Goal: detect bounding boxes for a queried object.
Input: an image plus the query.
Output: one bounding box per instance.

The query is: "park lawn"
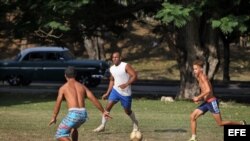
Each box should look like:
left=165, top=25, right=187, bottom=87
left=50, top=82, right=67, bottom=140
left=0, top=93, right=249, bottom=141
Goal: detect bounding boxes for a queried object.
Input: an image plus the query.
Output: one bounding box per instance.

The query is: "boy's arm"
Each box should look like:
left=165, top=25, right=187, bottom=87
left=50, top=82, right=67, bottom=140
left=193, top=75, right=211, bottom=102
left=48, top=87, right=64, bottom=126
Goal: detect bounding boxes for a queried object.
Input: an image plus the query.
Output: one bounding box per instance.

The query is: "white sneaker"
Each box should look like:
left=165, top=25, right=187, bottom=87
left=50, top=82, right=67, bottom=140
left=93, top=124, right=105, bottom=132
left=188, top=137, right=197, bottom=141
left=240, top=120, right=247, bottom=125
left=132, top=120, right=139, bottom=132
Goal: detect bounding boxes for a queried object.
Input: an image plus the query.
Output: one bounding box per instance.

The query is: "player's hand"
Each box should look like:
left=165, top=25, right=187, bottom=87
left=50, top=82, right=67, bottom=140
left=194, top=101, right=200, bottom=104
left=118, top=83, right=128, bottom=89
left=192, top=96, right=200, bottom=103
left=102, top=93, right=109, bottom=100
left=48, top=118, right=56, bottom=126
left=103, top=111, right=112, bottom=120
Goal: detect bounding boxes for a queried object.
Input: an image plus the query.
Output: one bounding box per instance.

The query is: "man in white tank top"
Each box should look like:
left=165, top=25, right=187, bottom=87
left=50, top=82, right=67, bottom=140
left=93, top=51, right=139, bottom=132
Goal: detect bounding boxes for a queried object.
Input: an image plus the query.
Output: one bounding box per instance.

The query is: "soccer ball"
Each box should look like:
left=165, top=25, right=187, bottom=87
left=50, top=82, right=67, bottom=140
left=130, top=130, right=143, bottom=141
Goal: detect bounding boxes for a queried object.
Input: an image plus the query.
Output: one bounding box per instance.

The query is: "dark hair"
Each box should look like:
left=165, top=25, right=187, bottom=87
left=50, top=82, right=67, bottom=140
left=110, top=49, right=122, bottom=59
left=65, top=66, right=76, bottom=78
left=193, top=59, right=204, bottom=67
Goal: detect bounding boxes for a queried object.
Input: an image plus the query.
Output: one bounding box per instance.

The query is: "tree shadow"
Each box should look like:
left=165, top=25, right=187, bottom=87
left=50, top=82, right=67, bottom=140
left=154, top=128, right=187, bottom=133
left=0, top=93, right=56, bottom=107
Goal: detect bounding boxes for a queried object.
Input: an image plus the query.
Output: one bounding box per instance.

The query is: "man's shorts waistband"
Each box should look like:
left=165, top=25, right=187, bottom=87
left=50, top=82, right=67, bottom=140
left=69, top=108, right=86, bottom=111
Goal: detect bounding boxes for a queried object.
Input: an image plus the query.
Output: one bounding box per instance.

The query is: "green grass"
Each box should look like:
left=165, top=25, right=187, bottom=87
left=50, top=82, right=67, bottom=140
left=125, top=45, right=250, bottom=81
left=0, top=93, right=249, bottom=141
left=129, top=56, right=250, bottom=81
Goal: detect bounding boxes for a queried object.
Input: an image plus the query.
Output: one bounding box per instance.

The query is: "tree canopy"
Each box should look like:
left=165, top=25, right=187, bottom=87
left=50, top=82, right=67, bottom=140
left=1, top=0, right=249, bottom=98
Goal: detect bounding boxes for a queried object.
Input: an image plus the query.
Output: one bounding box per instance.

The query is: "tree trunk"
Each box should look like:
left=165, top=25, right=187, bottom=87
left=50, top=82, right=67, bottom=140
left=203, top=25, right=220, bottom=82
left=222, top=38, right=230, bottom=82
left=84, top=37, right=96, bottom=59
left=220, top=34, right=231, bottom=83
left=176, top=18, right=204, bottom=99
left=84, top=36, right=106, bottom=60
left=96, top=37, right=106, bottom=60
left=174, top=11, right=220, bottom=99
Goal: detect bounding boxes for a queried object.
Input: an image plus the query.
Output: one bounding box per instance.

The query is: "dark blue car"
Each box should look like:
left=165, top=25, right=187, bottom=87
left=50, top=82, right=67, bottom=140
left=0, top=46, right=109, bottom=87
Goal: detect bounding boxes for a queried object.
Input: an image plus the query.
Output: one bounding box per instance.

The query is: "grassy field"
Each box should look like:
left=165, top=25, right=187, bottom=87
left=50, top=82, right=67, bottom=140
left=115, top=21, right=250, bottom=81
left=127, top=46, right=250, bottom=81
left=0, top=93, right=249, bottom=141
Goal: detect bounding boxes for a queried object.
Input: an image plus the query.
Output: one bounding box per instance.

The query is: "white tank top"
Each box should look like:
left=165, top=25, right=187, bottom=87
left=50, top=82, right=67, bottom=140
left=110, top=62, right=132, bottom=96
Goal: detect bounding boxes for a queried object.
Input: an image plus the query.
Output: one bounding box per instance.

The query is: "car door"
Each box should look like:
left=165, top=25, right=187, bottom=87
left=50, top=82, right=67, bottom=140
left=41, top=52, right=67, bottom=82
left=20, top=52, right=46, bottom=81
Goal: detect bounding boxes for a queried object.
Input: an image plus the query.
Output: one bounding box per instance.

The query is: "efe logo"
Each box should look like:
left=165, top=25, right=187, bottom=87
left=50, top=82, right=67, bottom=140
left=228, top=129, right=246, bottom=136
left=224, top=125, right=249, bottom=141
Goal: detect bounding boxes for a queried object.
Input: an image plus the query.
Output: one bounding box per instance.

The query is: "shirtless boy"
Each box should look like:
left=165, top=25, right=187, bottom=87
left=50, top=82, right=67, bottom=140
left=188, top=59, right=246, bottom=141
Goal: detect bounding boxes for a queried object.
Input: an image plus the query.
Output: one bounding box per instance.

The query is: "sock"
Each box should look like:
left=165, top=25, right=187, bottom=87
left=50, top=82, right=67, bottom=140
left=101, top=115, right=107, bottom=126
left=129, top=111, right=139, bottom=130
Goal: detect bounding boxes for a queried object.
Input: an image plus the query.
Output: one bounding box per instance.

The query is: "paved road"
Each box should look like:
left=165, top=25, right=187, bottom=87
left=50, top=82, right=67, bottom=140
left=1, top=80, right=250, bottom=101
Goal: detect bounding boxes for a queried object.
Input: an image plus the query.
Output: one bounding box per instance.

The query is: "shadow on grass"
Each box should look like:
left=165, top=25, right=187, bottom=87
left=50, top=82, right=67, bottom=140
left=0, top=93, right=56, bottom=106
left=154, top=128, right=187, bottom=133
left=1, top=90, right=250, bottom=107
left=133, top=95, right=250, bottom=105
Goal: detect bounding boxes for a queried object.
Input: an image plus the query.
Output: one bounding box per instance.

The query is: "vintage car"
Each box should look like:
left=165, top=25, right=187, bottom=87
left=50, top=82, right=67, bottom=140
left=0, top=46, right=109, bottom=87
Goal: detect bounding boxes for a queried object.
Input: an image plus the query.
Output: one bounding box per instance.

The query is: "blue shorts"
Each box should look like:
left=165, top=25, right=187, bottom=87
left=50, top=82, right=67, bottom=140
left=197, top=98, right=220, bottom=114
left=108, top=88, right=132, bottom=110
left=55, top=108, right=88, bottom=139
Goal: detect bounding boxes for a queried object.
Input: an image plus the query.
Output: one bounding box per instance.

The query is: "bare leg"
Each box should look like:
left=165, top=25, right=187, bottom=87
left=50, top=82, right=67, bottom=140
left=125, top=109, right=139, bottom=131
left=102, top=101, right=116, bottom=125
left=189, top=109, right=203, bottom=140
left=57, top=137, right=70, bottom=141
left=212, top=113, right=242, bottom=126
left=106, top=101, right=117, bottom=112
left=93, top=101, right=117, bottom=132
left=71, top=128, right=78, bottom=141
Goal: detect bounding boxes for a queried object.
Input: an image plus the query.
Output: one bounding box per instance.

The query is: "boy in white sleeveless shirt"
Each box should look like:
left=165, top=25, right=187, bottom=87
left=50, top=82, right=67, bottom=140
left=93, top=51, right=139, bottom=132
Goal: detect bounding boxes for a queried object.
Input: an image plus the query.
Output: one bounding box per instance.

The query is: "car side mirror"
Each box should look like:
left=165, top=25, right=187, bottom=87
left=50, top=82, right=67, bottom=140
left=59, top=57, right=65, bottom=61
left=107, top=60, right=112, bottom=66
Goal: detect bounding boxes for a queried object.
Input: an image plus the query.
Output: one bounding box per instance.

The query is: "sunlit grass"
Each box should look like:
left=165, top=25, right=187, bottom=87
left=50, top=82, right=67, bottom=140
left=129, top=55, right=250, bottom=81
left=129, top=57, right=179, bottom=80
left=0, top=93, right=249, bottom=141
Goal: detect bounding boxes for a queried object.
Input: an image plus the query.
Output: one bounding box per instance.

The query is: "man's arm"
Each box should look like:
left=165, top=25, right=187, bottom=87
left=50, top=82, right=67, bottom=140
left=83, top=85, right=111, bottom=118
left=48, top=87, right=64, bottom=126
left=119, top=63, right=137, bottom=89
left=102, top=75, right=114, bottom=99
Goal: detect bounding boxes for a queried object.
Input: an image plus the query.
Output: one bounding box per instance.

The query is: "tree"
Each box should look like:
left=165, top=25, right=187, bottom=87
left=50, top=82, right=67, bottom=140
left=156, top=0, right=250, bottom=99
left=1, top=0, right=162, bottom=60
left=2, top=0, right=249, bottom=99
left=0, top=0, right=127, bottom=59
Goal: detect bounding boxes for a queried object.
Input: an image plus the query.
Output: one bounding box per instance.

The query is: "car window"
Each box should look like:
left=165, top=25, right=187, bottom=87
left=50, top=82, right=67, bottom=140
left=14, top=53, right=22, bottom=61
left=46, top=52, right=59, bottom=61
left=60, top=51, right=75, bottom=60
left=23, top=52, right=44, bottom=61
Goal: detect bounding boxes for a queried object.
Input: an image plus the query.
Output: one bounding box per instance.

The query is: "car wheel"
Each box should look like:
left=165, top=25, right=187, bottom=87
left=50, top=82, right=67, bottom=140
left=77, top=75, right=90, bottom=86
left=7, top=75, right=22, bottom=86
left=77, top=75, right=101, bottom=87
left=21, top=80, right=32, bottom=86
left=88, top=78, right=101, bottom=87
